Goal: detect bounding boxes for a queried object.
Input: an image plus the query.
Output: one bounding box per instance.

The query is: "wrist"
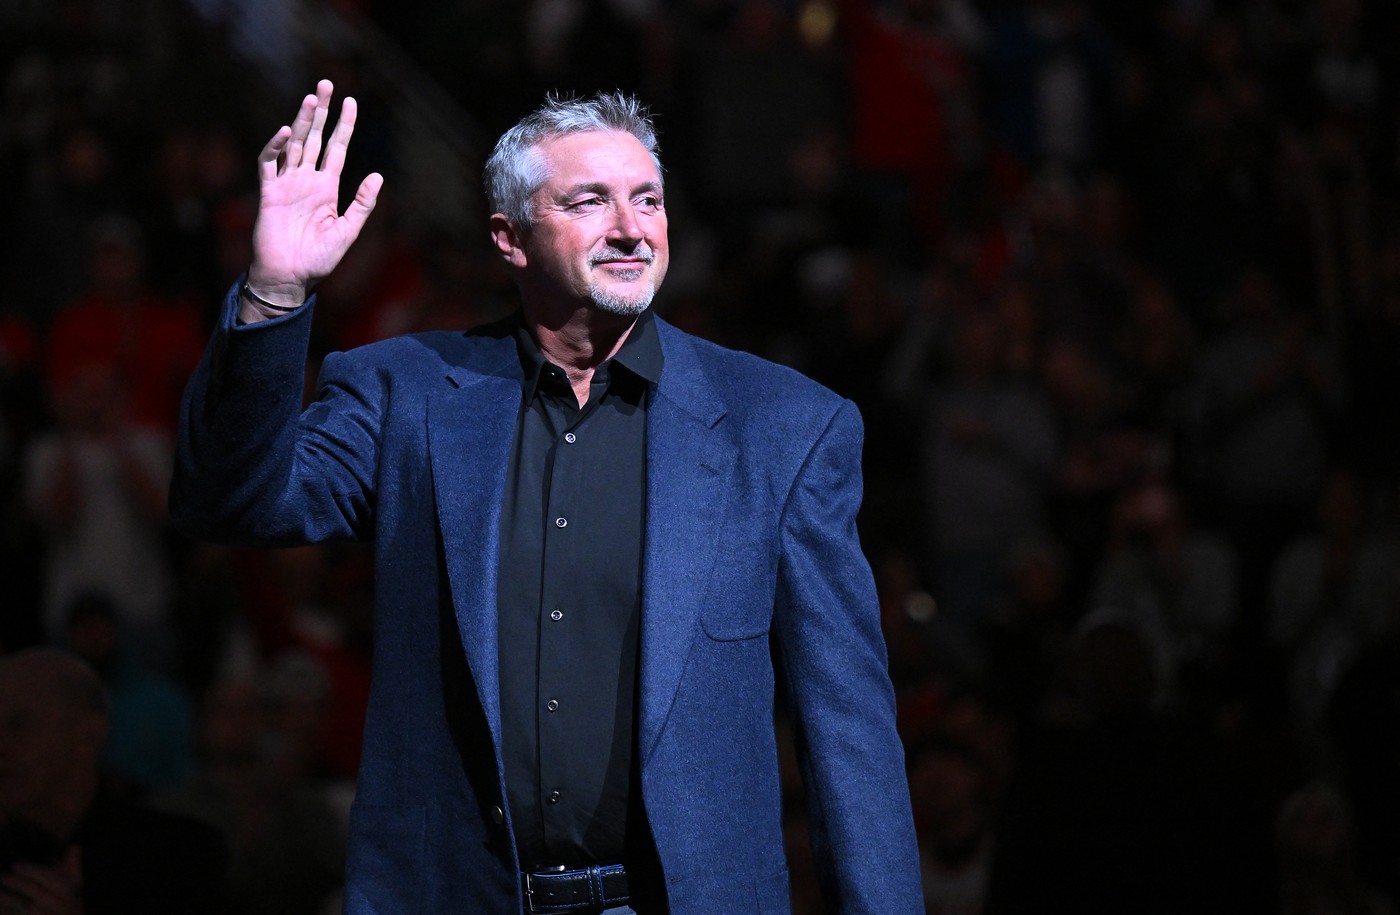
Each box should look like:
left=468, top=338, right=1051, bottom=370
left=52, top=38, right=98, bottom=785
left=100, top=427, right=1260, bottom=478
left=243, top=267, right=309, bottom=310
left=241, top=282, right=303, bottom=314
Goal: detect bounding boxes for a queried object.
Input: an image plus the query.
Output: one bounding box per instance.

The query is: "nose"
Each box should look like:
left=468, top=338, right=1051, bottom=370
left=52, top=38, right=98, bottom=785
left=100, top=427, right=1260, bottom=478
left=607, top=200, right=643, bottom=244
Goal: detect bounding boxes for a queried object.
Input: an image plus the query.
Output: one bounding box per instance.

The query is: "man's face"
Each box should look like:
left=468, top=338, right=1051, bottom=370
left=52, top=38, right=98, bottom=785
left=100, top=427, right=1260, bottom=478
left=0, top=669, right=99, bottom=823
left=506, top=130, right=669, bottom=316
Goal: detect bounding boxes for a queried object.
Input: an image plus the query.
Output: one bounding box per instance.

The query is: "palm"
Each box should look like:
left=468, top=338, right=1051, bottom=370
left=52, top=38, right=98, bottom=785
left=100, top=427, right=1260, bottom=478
left=255, top=162, right=358, bottom=283
left=249, top=80, right=382, bottom=298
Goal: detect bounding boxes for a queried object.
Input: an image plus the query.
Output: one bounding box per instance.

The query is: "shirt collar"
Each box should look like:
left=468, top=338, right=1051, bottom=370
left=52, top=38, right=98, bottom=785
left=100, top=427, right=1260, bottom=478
left=514, top=308, right=663, bottom=401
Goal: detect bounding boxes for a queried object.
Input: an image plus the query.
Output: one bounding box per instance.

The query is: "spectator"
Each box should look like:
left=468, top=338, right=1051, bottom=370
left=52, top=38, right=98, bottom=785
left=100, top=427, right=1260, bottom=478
left=1269, top=466, right=1400, bottom=735
left=1113, top=270, right=1197, bottom=433
left=921, top=306, right=1058, bottom=626
left=982, top=537, right=1074, bottom=725
left=157, top=671, right=347, bottom=915
left=1183, top=265, right=1343, bottom=655
left=1088, top=477, right=1240, bottom=679
left=982, top=0, right=1116, bottom=176
left=910, top=738, right=996, bottom=915
left=65, top=593, right=196, bottom=797
left=1041, top=332, right=1160, bottom=603
left=44, top=215, right=204, bottom=435
left=839, top=0, right=982, bottom=255
left=22, top=360, right=175, bottom=657
left=0, top=310, right=44, bottom=652
left=0, top=648, right=225, bottom=913
left=1275, top=781, right=1394, bottom=915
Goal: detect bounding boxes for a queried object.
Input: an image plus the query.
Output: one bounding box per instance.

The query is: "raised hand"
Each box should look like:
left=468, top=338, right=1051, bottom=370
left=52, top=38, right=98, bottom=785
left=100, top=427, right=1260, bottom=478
left=244, top=79, right=383, bottom=321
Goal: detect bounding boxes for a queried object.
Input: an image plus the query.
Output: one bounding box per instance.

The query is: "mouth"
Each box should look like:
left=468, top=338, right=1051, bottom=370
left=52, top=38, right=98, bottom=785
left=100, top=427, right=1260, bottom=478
left=592, top=259, right=652, bottom=284
left=590, top=244, right=654, bottom=270
left=592, top=258, right=652, bottom=268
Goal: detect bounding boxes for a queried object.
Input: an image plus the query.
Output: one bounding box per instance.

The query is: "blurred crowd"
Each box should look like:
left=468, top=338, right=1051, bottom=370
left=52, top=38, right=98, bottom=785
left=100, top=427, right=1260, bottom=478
left=2, top=0, right=1400, bottom=911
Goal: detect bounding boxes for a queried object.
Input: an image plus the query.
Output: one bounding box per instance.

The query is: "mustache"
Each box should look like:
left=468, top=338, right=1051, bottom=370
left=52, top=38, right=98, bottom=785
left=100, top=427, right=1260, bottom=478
left=590, top=245, right=653, bottom=266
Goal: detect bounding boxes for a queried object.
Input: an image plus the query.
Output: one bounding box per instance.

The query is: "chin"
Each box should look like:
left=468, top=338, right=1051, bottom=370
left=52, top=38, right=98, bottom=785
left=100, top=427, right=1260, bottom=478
left=589, top=283, right=655, bottom=317
left=591, top=300, right=651, bottom=317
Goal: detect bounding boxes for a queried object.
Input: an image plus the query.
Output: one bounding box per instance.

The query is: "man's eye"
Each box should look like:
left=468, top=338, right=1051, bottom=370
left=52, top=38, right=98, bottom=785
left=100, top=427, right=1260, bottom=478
left=636, top=196, right=661, bottom=210
left=570, top=197, right=604, bottom=209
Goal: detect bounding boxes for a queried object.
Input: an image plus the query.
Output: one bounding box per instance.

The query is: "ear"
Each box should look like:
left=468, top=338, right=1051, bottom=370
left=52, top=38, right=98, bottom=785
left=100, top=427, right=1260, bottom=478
left=489, top=214, right=528, bottom=269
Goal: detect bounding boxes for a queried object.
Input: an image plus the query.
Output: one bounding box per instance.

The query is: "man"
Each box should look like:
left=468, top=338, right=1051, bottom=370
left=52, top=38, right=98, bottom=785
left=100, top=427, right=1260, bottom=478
left=171, top=80, right=922, bottom=913
left=0, top=649, right=226, bottom=913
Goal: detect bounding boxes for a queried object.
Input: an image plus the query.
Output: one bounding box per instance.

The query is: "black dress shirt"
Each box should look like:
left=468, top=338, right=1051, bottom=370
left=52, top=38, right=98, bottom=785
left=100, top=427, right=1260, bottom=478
left=497, top=309, right=661, bottom=869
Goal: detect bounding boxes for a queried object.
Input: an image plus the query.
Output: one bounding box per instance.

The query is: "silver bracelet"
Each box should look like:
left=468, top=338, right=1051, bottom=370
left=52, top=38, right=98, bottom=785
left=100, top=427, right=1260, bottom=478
left=241, top=281, right=303, bottom=313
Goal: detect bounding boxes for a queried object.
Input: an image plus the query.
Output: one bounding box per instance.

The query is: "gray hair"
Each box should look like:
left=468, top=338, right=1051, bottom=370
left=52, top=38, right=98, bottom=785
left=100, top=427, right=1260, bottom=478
left=483, top=91, right=662, bottom=229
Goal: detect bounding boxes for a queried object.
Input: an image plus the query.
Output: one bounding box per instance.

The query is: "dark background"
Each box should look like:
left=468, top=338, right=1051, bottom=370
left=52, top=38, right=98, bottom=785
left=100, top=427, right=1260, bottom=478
left=2, top=0, right=1400, bottom=910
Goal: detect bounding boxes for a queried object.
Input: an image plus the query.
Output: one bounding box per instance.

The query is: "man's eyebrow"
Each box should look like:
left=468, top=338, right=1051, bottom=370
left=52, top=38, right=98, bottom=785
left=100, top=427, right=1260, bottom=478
left=557, top=180, right=663, bottom=198
left=559, top=182, right=611, bottom=198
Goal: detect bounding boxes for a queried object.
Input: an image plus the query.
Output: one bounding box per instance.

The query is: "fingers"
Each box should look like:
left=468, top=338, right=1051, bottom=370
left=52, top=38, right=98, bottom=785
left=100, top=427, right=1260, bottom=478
left=257, top=125, right=291, bottom=182
left=301, top=79, right=334, bottom=169
left=263, top=81, right=358, bottom=179
left=282, top=90, right=319, bottom=170
left=320, top=95, right=358, bottom=176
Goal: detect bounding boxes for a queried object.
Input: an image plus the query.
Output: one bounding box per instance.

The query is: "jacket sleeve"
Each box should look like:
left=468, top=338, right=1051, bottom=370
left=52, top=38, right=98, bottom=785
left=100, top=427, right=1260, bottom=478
left=773, top=398, right=925, bottom=913
left=169, top=281, right=383, bottom=546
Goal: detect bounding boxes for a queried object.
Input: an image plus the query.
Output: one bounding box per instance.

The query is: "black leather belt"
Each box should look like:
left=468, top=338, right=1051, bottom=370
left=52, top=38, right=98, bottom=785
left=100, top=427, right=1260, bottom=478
left=522, top=863, right=629, bottom=913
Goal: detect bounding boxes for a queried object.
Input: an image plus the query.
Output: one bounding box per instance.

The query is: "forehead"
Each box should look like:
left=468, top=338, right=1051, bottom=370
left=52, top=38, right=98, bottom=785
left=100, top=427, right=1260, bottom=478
left=0, top=675, right=56, bottom=720
left=0, top=662, right=84, bottom=717
left=533, top=130, right=660, bottom=192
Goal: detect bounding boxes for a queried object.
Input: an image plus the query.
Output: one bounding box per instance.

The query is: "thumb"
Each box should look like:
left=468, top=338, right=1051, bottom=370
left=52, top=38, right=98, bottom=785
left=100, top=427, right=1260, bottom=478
left=341, top=172, right=384, bottom=238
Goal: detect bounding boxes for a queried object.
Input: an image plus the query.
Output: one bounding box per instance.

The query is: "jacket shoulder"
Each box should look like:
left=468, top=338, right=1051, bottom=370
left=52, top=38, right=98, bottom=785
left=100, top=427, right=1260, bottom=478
left=655, top=318, right=846, bottom=417
left=328, top=319, right=516, bottom=380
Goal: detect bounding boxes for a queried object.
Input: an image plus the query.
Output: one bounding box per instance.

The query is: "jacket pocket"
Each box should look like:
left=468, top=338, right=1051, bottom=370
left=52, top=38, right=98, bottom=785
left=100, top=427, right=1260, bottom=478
left=700, top=601, right=773, bottom=641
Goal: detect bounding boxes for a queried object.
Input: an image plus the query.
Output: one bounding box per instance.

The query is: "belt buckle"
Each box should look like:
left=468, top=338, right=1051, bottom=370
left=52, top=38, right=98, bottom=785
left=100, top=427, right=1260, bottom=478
left=524, top=865, right=568, bottom=913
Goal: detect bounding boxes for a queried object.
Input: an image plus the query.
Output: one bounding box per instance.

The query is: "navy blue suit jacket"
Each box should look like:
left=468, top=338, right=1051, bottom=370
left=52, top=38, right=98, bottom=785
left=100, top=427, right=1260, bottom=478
left=171, top=285, right=922, bottom=913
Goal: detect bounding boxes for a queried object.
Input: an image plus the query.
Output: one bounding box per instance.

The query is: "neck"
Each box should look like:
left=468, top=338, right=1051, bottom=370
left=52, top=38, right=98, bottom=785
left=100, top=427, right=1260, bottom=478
left=526, top=303, right=640, bottom=405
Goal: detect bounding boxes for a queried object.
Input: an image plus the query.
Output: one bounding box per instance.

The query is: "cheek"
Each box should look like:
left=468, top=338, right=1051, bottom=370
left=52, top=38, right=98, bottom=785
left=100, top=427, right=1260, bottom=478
left=640, top=221, right=667, bottom=260
left=557, top=227, right=601, bottom=261
left=527, top=233, right=581, bottom=274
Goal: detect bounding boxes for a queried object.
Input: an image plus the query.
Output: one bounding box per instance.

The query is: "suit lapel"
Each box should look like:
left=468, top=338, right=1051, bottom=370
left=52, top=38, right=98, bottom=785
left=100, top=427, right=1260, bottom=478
left=423, top=320, right=736, bottom=765
left=640, top=322, right=735, bottom=762
left=427, top=334, right=521, bottom=745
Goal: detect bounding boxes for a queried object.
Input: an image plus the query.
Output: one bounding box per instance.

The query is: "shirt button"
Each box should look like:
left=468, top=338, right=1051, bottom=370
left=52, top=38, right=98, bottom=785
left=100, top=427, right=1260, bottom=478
left=546, top=699, right=559, bottom=712
left=564, top=432, right=577, bottom=444
left=550, top=610, right=563, bottom=621
left=491, top=805, right=504, bottom=825
left=549, top=791, right=561, bottom=804
left=555, top=517, right=567, bottom=528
